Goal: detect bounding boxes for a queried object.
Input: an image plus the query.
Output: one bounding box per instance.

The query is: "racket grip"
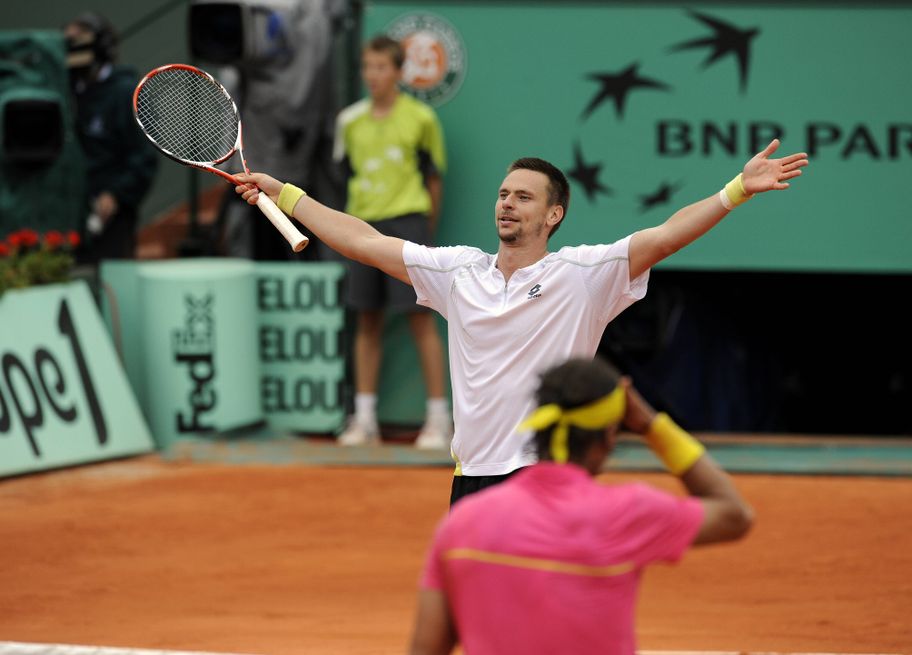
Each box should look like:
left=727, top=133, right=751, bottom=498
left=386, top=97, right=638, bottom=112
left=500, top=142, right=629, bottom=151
left=255, top=193, right=309, bottom=252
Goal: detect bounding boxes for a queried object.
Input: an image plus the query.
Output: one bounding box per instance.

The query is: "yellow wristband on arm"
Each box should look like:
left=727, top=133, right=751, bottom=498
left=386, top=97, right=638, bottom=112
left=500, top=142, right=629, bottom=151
left=645, top=412, right=706, bottom=476
left=719, top=173, right=753, bottom=210
left=277, top=183, right=307, bottom=216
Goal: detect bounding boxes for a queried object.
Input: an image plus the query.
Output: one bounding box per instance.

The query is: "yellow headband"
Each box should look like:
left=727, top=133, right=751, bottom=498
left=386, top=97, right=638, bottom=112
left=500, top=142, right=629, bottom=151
left=517, top=386, right=626, bottom=463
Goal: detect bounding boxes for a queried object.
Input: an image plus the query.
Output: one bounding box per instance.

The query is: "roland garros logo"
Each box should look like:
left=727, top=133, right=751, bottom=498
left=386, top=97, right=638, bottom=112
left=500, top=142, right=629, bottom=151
left=386, top=13, right=467, bottom=107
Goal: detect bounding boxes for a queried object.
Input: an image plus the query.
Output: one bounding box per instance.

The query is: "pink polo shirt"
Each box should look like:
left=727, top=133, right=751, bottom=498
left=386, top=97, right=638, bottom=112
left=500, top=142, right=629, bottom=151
left=421, top=463, right=704, bottom=655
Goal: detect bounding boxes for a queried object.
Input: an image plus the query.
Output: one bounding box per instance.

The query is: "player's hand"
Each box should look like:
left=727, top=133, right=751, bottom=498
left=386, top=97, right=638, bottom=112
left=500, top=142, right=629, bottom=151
left=621, top=378, right=658, bottom=435
left=234, top=172, right=283, bottom=205
left=741, top=139, right=809, bottom=195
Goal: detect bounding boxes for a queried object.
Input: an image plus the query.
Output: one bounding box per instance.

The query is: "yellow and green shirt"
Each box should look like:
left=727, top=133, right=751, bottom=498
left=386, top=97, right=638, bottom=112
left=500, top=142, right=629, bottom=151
left=333, top=93, right=446, bottom=222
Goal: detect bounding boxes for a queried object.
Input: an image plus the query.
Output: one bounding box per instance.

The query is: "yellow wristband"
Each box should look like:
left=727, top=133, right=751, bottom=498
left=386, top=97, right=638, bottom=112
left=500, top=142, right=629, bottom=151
left=720, top=173, right=753, bottom=210
left=277, top=183, right=307, bottom=216
left=644, top=413, right=706, bottom=476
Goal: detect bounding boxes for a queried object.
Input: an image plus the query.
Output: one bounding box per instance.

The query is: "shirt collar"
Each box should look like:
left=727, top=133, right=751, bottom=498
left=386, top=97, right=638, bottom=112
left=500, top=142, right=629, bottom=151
left=490, top=251, right=553, bottom=279
left=516, top=461, right=592, bottom=488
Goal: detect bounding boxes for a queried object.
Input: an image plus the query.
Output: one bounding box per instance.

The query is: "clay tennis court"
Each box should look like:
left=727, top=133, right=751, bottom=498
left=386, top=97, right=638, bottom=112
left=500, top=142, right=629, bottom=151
left=1, top=452, right=910, bottom=655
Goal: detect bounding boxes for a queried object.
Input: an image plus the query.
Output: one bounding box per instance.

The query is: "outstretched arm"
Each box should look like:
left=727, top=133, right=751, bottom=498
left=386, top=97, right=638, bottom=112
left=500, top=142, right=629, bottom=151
left=628, top=139, right=809, bottom=279
left=235, top=173, right=410, bottom=284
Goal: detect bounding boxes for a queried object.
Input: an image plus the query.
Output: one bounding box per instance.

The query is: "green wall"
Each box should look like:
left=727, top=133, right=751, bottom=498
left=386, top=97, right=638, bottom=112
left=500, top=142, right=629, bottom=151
left=366, top=2, right=912, bottom=272
left=8, top=2, right=911, bottom=270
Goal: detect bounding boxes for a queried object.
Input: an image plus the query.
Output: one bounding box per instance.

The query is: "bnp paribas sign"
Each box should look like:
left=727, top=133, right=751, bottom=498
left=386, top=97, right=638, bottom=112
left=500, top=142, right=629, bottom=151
left=370, top=5, right=911, bottom=272
left=573, top=11, right=907, bottom=165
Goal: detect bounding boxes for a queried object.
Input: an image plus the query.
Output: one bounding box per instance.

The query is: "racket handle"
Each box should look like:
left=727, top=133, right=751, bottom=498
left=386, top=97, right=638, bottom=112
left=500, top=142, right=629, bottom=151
left=255, top=193, right=309, bottom=252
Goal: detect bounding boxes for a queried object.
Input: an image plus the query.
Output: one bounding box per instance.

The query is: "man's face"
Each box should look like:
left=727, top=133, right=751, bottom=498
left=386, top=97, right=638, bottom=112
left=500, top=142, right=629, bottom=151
left=64, top=24, right=96, bottom=69
left=495, top=169, right=559, bottom=244
left=361, top=49, right=401, bottom=101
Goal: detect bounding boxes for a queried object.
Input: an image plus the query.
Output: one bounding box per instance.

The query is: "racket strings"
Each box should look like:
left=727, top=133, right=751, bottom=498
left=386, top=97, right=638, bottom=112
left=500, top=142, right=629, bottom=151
left=135, top=67, right=239, bottom=165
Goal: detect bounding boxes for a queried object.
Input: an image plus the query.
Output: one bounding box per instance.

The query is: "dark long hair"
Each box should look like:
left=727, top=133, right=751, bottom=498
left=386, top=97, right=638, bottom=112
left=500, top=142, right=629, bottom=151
left=531, top=356, right=621, bottom=462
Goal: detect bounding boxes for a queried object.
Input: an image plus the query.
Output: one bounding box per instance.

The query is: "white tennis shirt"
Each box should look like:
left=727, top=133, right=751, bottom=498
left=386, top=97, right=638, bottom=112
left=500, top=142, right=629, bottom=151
left=403, top=236, right=649, bottom=476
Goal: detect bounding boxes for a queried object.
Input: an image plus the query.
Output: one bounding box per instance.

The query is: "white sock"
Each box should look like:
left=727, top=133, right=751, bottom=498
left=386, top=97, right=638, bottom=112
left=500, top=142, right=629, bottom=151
left=426, top=397, right=450, bottom=423
left=354, top=393, right=378, bottom=428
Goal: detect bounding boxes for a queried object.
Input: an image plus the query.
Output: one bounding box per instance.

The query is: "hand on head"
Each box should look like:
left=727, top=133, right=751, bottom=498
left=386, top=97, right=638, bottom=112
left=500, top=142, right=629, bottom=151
left=620, top=378, right=658, bottom=435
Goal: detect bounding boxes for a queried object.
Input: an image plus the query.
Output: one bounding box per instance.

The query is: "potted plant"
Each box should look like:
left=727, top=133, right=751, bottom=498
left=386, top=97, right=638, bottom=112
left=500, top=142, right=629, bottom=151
left=0, top=228, right=81, bottom=296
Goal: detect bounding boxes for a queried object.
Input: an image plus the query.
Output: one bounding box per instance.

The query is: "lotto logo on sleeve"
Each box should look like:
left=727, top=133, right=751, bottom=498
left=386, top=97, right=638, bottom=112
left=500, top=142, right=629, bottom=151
left=386, top=13, right=467, bottom=106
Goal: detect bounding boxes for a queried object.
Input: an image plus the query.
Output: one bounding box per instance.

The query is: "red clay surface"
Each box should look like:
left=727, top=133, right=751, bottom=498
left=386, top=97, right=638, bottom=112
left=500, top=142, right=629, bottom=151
left=1, top=457, right=910, bottom=654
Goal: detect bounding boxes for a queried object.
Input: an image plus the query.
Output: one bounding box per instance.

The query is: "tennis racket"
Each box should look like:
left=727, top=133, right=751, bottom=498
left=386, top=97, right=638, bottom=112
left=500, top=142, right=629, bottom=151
left=132, top=63, right=309, bottom=252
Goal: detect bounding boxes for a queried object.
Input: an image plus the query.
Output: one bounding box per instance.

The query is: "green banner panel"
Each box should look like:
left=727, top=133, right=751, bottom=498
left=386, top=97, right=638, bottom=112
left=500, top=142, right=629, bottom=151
left=256, top=263, right=347, bottom=432
left=365, top=3, right=912, bottom=272
left=0, top=281, right=154, bottom=477
left=100, top=260, right=147, bottom=407
left=138, top=260, right=262, bottom=447
left=102, top=261, right=353, bottom=439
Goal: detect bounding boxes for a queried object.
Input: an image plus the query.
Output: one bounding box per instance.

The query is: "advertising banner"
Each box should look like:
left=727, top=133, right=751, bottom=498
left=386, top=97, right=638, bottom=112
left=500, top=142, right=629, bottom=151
left=139, top=260, right=262, bottom=446
left=365, top=3, right=912, bottom=272
left=256, top=263, right=347, bottom=432
left=0, top=282, right=154, bottom=477
left=101, top=261, right=348, bottom=442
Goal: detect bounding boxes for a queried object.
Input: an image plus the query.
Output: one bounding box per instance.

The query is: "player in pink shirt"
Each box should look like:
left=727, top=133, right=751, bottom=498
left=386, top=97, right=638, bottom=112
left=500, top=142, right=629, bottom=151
left=408, top=356, right=754, bottom=655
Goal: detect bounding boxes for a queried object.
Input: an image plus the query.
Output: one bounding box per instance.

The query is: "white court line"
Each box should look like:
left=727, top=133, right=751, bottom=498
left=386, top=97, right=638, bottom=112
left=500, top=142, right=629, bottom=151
left=0, top=646, right=904, bottom=655
left=0, top=644, right=257, bottom=655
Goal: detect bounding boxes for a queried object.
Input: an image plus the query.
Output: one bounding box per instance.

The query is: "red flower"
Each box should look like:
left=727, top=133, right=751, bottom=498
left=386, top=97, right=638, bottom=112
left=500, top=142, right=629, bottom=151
left=44, top=230, right=65, bottom=250
left=20, top=229, right=40, bottom=248
left=7, top=232, right=23, bottom=248
left=66, top=231, right=81, bottom=248
left=0, top=243, right=9, bottom=257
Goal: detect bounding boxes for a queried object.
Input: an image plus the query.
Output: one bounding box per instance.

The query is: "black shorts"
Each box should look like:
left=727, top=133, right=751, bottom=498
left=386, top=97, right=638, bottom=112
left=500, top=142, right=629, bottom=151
left=346, top=213, right=431, bottom=313
left=449, top=468, right=525, bottom=507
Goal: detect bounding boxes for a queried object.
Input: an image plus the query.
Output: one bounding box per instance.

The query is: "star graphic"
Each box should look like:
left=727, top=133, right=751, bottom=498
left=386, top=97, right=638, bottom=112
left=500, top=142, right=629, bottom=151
left=567, top=142, right=612, bottom=203
left=669, top=11, right=760, bottom=93
left=638, top=181, right=682, bottom=213
left=581, top=63, right=670, bottom=120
